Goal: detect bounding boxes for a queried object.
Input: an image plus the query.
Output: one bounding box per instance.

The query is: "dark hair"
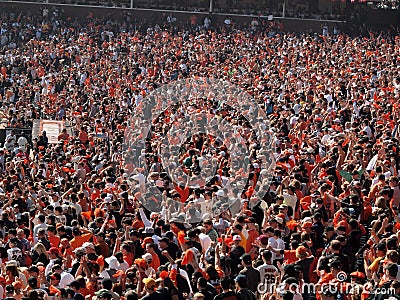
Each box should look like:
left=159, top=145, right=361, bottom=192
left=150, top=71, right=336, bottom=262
left=125, top=290, right=139, bottom=300
left=197, top=277, right=208, bottom=289
left=205, top=266, right=220, bottom=281
left=221, top=277, right=232, bottom=290
left=102, top=278, right=113, bottom=290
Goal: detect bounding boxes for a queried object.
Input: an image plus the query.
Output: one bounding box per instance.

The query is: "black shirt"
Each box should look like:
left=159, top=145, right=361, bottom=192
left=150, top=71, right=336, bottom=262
left=199, top=289, right=215, bottom=300
left=239, top=267, right=261, bottom=293
left=236, top=289, right=256, bottom=300
left=214, top=290, right=238, bottom=300
left=141, top=291, right=164, bottom=300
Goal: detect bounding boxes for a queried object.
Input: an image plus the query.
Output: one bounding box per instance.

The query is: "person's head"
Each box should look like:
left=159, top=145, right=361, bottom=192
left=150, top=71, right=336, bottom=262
left=146, top=243, right=156, bottom=254
left=5, top=284, right=14, bottom=296
left=376, top=242, right=387, bottom=256
left=203, top=219, right=213, bottom=232
left=197, top=277, right=208, bottom=291
left=241, top=254, right=252, bottom=267
left=386, top=250, right=399, bottom=263
left=72, top=227, right=81, bottom=237
left=52, top=264, right=63, bottom=274
left=28, top=276, right=38, bottom=289
left=47, top=247, right=60, bottom=259
left=329, top=259, right=342, bottom=274
left=234, top=274, right=247, bottom=289
left=38, top=214, right=45, bottom=223
left=391, top=280, right=400, bottom=295
left=102, top=278, right=113, bottom=290
left=385, top=263, right=399, bottom=279
left=159, top=237, right=169, bottom=249
left=295, top=246, right=309, bottom=260
left=262, top=250, right=273, bottom=263
left=83, top=242, right=96, bottom=254
left=143, top=278, right=156, bottom=293
left=49, top=272, right=61, bottom=286
left=193, top=292, right=205, bottom=300
left=232, top=234, right=242, bottom=245
left=220, top=277, right=233, bottom=291
left=67, top=280, right=81, bottom=292
left=330, top=240, right=341, bottom=253
left=124, top=290, right=139, bottom=300
left=37, top=228, right=46, bottom=239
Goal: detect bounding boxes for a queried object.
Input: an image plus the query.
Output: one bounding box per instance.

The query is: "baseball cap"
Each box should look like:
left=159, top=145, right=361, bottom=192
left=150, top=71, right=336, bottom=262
left=95, top=289, right=112, bottom=299
left=142, top=253, right=153, bottom=262
left=47, top=247, right=59, bottom=255
left=143, top=277, right=156, bottom=289
left=82, top=242, right=95, bottom=250
left=257, top=234, right=269, bottom=246
left=350, top=271, right=365, bottom=279
left=232, top=235, right=242, bottom=241
left=235, top=274, right=247, bottom=284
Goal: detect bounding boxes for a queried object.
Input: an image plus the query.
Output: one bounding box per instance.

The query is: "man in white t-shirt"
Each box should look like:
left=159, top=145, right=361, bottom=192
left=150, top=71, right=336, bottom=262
left=257, top=250, right=278, bottom=294
left=283, top=186, right=298, bottom=214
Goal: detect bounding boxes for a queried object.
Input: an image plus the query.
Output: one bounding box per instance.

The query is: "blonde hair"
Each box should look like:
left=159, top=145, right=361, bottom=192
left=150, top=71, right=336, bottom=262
left=193, top=293, right=205, bottom=300
left=33, top=243, right=48, bottom=256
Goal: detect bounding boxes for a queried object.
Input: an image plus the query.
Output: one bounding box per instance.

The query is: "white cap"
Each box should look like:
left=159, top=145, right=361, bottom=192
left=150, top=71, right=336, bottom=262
left=233, top=235, right=242, bottom=241
left=142, top=253, right=153, bottom=262
left=215, top=190, right=225, bottom=197
left=82, top=242, right=95, bottom=250
left=105, top=256, right=119, bottom=269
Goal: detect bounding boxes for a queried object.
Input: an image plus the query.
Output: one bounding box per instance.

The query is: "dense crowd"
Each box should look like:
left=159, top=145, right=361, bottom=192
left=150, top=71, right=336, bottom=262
left=0, top=6, right=399, bottom=300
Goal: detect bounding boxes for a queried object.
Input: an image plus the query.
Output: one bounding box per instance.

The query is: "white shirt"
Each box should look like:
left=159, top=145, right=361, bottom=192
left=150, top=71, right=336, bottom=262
left=7, top=247, right=22, bottom=262
left=283, top=192, right=297, bottom=212
left=198, top=233, right=212, bottom=254
left=59, top=271, right=75, bottom=288
left=45, top=258, right=58, bottom=276
left=257, top=263, right=278, bottom=294
left=117, top=261, right=129, bottom=272
left=268, top=237, right=278, bottom=261
left=33, top=223, right=47, bottom=243
left=274, top=238, right=285, bottom=260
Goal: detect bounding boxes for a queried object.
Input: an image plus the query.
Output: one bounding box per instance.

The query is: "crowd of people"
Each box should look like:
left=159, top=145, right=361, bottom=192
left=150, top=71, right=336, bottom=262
left=0, top=5, right=399, bottom=300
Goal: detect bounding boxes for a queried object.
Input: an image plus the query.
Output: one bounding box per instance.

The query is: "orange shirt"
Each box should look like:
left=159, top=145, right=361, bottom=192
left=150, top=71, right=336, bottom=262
left=48, top=235, right=60, bottom=248
left=284, top=250, right=299, bottom=264
left=246, top=229, right=259, bottom=253
left=124, top=252, right=134, bottom=266
left=150, top=252, right=160, bottom=271
left=132, top=220, right=145, bottom=230
left=80, top=286, right=91, bottom=297
left=70, top=233, right=93, bottom=249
